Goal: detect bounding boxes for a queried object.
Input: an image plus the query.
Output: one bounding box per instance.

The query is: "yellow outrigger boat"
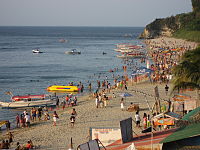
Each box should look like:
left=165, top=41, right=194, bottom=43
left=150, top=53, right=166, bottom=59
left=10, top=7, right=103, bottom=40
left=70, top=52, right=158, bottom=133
left=47, top=85, right=79, bottom=92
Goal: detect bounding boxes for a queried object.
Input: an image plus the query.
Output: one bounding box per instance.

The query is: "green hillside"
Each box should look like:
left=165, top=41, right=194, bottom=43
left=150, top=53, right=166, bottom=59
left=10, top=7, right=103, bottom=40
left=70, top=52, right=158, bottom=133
left=140, top=0, right=200, bottom=43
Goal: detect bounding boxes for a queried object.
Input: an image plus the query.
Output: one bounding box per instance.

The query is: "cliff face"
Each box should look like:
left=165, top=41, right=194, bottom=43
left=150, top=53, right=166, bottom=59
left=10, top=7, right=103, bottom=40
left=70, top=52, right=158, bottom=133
left=139, top=0, right=200, bottom=39
left=139, top=16, right=181, bottom=38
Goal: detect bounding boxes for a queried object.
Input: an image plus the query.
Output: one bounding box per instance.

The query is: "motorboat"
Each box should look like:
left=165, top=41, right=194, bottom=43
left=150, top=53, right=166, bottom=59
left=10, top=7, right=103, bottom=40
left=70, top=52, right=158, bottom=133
left=65, top=49, right=81, bottom=55
left=47, top=85, right=79, bottom=92
left=0, top=94, right=55, bottom=108
left=32, top=49, right=43, bottom=53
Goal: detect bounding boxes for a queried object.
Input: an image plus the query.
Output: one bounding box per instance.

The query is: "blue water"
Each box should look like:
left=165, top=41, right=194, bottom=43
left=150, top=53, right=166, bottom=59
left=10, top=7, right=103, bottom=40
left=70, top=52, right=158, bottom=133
left=0, top=26, right=144, bottom=122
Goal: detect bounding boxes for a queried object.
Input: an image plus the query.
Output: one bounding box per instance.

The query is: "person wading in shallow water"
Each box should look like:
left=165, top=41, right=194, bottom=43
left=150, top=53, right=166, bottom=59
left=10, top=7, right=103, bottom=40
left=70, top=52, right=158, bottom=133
left=70, top=108, right=77, bottom=127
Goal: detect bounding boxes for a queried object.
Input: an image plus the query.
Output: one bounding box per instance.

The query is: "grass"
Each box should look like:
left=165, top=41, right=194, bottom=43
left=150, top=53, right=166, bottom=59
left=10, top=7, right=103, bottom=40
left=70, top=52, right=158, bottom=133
left=173, top=29, right=200, bottom=43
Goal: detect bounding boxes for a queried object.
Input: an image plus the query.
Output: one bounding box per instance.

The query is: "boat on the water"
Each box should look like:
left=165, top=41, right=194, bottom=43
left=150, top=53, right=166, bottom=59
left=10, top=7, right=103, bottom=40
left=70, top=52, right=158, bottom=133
left=65, top=49, right=81, bottom=55
left=47, top=85, right=79, bottom=92
left=117, top=52, right=146, bottom=58
left=32, top=49, right=43, bottom=53
left=0, top=94, right=55, bottom=108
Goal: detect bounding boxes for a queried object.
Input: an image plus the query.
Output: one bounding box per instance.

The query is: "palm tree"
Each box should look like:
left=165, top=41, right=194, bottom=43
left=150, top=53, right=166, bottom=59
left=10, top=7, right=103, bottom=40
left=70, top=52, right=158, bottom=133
left=172, top=47, right=200, bottom=106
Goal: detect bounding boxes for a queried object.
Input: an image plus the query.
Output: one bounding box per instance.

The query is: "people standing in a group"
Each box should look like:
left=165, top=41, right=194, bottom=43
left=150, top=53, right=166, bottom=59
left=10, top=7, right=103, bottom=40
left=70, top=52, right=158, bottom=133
left=135, top=111, right=141, bottom=128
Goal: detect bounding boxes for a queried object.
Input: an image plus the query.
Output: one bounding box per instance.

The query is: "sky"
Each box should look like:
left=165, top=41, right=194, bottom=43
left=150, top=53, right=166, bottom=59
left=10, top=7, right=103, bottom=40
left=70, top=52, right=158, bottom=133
left=0, top=0, right=192, bottom=27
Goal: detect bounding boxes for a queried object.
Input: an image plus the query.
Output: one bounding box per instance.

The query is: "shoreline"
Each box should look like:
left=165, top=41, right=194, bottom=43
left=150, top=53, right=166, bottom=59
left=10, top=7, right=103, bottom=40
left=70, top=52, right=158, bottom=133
left=1, top=36, right=199, bottom=149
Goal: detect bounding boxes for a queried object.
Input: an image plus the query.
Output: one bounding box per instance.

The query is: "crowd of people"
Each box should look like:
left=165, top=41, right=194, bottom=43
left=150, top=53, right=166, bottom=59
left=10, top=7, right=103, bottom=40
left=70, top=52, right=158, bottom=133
left=0, top=134, right=34, bottom=150
left=145, top=38, right=197, bottom=84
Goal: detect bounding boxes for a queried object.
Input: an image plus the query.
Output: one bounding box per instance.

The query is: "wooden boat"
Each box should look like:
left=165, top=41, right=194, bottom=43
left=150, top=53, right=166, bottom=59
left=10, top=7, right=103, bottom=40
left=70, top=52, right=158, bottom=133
left=117, top=52, right=145, bottom=58
left=0, top=94, right=55, bottom=108
left=47, top=85, right=79, bottom=92
left=12, top=94, right=46, bottom=101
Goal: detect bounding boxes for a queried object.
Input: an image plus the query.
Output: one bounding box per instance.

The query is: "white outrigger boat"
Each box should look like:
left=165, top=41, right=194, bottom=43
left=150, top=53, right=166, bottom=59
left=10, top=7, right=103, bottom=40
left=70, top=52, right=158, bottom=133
left=0, top=94, right=55, bottom=109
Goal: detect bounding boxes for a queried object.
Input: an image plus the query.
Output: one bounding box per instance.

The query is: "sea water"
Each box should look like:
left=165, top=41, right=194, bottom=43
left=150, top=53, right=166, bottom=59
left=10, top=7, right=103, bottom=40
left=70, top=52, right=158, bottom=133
left=0, top=26, right=144, bottom=122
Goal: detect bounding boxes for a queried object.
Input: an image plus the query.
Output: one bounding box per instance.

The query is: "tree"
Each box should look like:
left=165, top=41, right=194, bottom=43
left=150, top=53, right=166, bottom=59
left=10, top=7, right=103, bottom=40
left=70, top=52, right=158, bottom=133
left=192, top=0, right=200, bottom=12
left=172, top=47, right=200, bottom=106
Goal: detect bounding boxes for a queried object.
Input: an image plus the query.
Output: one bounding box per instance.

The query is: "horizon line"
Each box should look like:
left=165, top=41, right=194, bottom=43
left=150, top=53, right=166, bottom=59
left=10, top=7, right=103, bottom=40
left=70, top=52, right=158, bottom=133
left=0, top=25, right=145, bottom=28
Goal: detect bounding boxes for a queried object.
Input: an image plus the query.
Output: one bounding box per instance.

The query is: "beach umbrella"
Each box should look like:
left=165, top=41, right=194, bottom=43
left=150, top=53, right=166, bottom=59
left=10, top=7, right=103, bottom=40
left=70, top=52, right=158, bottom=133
left=120, top=92, right=133, bottom=97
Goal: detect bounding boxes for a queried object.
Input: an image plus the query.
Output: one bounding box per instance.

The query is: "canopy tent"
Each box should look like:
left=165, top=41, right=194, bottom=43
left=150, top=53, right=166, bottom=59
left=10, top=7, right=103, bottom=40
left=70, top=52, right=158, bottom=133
left=172, top=93, right=191, bottom=101
left=131, top=67, right=153, bottom=76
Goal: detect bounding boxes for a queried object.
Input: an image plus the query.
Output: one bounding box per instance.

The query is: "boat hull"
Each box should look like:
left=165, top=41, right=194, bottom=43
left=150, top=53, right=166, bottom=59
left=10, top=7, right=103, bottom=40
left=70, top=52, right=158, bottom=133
left=65, top=51, right=81, bottom=55
left=116, top=55, right=145, bottom=58
left=47, top=85, right=79, bottom=92
left=0, top=99, right=55, bottom=109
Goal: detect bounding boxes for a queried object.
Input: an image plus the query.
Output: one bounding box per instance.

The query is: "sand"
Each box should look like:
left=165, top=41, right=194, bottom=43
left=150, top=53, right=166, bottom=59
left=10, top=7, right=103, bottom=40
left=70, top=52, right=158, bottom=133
left=1, top=37, right=198, bottom=150
left=1, top=82, right=172, bottom=149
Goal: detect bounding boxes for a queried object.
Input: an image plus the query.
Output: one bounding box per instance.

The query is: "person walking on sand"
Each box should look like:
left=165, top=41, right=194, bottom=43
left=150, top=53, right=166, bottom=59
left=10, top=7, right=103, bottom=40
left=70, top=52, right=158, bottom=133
left=5, top=120, right=11, bottom=131
left=56, top=96, right=60, bottom=109
left=165, top=85, right=169, bottom=95
left=135, top=111, right=141, bottom=128
left=70, top=108, right=77, bottom=127
left=95, top=96, right=99, bottom=108
left=53, top=111, right=59, bottom=126
left=8, top=132, right=14, bottom=144
left=24, top=113, right=31, bottom=128
left=120, top=98, right=125, bottom=111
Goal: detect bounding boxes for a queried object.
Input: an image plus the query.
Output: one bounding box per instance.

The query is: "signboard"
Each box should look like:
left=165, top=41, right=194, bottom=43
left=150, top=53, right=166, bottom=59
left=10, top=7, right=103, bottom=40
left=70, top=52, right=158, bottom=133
left=154, top=86, right=159, bottom=98
left=90, top=127, right=121, bottom=146
left=120, top=117, right=133, bottom=143
left=79, top=139, right=100, bottom=150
